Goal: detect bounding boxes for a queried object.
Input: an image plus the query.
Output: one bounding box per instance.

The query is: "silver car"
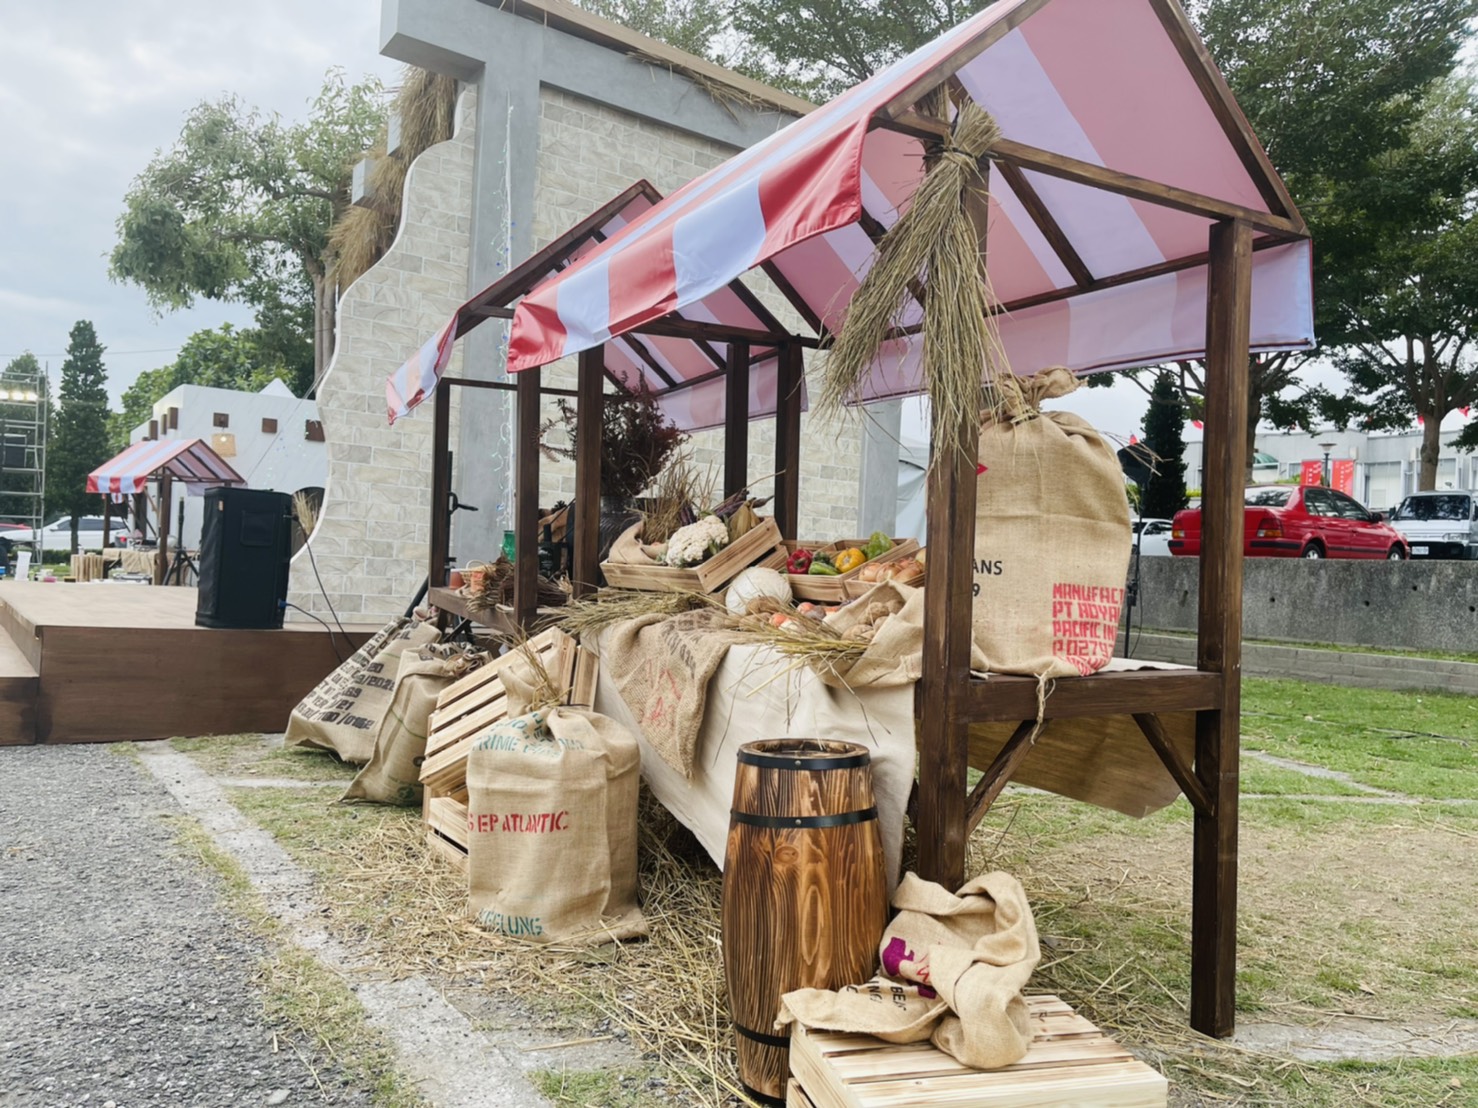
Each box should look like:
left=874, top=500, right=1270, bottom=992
left=1388, top=491, right=1477, bottom=559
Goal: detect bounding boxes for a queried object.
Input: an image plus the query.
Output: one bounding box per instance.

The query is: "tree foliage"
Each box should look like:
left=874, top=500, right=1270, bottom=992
left=1141, top=371, right=1189, bottom=519
left=109, top=324, right=306, bottom=452
left=46, top=323, right=113, bottom=549
left=576, top=0, right=730, bottom=59
left=109, top=70, right=386, bottom=383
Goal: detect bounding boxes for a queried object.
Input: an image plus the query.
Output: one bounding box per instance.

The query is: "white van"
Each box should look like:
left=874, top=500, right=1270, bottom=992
left=1388, top=491, right=1477, bottom=559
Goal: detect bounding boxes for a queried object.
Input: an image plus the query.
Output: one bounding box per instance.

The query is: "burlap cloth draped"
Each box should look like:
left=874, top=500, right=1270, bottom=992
left=779, top=871, right=1041, bottom=1070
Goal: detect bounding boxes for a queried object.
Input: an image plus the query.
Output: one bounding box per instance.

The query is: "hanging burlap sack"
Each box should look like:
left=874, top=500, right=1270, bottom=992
left=286, top=619, right=441, bottom=763
left=778, top=871, right=1040, bottom=1070
left=973, top=367, right=1131, bottom=678
left=466, top=650, right=647, bottom=945
left=343, top=643, right=491, bottom=805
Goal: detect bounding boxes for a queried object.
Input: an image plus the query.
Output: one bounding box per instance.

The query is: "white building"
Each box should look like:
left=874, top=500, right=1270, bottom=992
left=129, top=380, right=328, bottom=548
left=1184, top=414, right=1478, bottom=511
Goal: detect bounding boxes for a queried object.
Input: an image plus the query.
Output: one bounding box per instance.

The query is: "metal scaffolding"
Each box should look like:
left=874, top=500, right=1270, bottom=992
left=0, top=365, right=49, bottom=562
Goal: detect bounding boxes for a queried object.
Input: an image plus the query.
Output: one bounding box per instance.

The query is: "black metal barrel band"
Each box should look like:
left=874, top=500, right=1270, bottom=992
left=730, top=806, right=878, bottom=830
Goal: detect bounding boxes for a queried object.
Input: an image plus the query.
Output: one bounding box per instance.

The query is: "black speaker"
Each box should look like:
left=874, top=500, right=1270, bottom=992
left=195, top=488, right=293, bottom=629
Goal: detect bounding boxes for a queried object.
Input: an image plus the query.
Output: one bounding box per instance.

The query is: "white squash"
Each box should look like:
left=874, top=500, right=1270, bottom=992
left=725, top=567, right=792, bottom=614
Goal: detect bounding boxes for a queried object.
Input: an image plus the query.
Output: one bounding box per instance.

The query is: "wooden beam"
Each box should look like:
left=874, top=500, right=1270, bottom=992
left=965, top=719, right=1043, bottom=834
left=429, top=383, right=452, bottom=589
left=774, top=343, right=803, bottom=539
left=1145, top=0, right=1305, bottom=233
left=993, top=160, right=1095, bottom=288
left=617, top=332, right=680, bottom=388
left=1132, top=712, right=1212, bottom=816
left=155, top=472, right=172, bottom=587
left=573, top=349, right=603, bottom=599
left=1192, top=218, right=1252, bottom=1039
left=760, top=260, right=830, bottom=340
left=879, top=0, right=1055, bottom=123
left=987, top=139, right=1304, bottom=239
left=513, top=364, right=542, bottom=629
left=724, top=342, right=751, bottom=498
left=101, top=496, right=111, bottom=550
left=953, top=667, right=1223, bottom=722
left=438, top=376, right=579, bottom=398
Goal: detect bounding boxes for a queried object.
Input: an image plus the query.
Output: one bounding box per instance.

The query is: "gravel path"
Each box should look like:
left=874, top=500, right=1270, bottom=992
left=0, top=745, right=374, bottom=1108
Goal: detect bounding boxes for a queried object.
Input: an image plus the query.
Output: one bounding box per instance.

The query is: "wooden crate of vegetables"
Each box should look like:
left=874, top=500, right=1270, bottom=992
left=772, top=533, right=921, bottom=602
left=601, top=491, right=782, bottom=593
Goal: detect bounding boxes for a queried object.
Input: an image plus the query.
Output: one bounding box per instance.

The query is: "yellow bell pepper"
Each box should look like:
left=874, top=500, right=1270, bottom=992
left=834, top=547, right=867, bottom=574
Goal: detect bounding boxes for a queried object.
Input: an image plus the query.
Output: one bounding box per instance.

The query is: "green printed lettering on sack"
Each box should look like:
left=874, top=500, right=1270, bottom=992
left=476, top=910, right=544, bottom=937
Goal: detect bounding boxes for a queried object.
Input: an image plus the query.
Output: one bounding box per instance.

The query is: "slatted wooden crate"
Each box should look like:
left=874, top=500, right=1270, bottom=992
left=764, top=538, right=921, bottom=602
left=419, top=627, right=597, bottom=871
left=788, top=995, right=1167, bottom=1108
left=601, top=517, right=783, bottom=593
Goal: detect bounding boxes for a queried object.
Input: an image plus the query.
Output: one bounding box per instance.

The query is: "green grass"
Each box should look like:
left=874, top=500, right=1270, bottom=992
left=169, top=733, right=360, bottom=783
left=533, top=1067, right=673, bottom=1107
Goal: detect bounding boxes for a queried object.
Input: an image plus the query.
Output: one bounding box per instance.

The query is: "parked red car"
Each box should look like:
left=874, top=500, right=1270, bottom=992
left=1169, top=485, right=1410, bottom=560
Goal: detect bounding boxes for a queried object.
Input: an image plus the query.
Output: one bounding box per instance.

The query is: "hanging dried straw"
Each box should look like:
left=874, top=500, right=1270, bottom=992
left=820, top=103, right=1020, bottom=462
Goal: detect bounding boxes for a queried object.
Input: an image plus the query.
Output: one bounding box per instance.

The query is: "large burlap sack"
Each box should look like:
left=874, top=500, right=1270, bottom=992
left=779, top=871, right=1040, bottom=1070
left=973, top=368, right=1131, bottom=677
left=465, top=652, right=647, bottom=945
left=343, top=643, right=490, bottom=805
left=286, top=619, right=441, bottom=763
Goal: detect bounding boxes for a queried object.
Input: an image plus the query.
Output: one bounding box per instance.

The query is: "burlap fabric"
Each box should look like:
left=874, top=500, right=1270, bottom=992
left=973, top=367, right=1131, bottom=678
left=465, top=651, right=647, bottom=945
left=821, top=581, right=988, bottom=689
left=343, top=644, right=490, bottom=805
left=285, top=619, right=440, bottom=763
left=601, top=608, right=740, bottom=777
left=779, top=871, right=1040, bottom=1070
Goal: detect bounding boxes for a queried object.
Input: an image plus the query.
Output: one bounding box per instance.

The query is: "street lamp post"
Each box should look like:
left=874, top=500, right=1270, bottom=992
left=1318, top=440, right=1336, bottom=488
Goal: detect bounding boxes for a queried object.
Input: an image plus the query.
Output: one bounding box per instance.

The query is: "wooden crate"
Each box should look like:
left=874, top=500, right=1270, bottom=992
left=788, top=995, right=1168, bottom=1107
left=787, top=1080, right=817, bottom=1107
left=601, top=517, right=782, bottom=593
left=769, top=538, right=920, bottom=603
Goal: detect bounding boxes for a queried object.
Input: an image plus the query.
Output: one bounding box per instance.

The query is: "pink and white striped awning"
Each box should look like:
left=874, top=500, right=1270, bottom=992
left=386, top=181, right=801, bottom=432
left=507, top=0, right=1313, bottom=392
left=86, top=438, right=246, bottom=497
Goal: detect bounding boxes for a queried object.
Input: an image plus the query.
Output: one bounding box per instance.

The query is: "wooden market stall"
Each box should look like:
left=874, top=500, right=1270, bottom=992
left=392, top=0, right=1313, bottom=1039
left=86, top=437, right=246, bottom=584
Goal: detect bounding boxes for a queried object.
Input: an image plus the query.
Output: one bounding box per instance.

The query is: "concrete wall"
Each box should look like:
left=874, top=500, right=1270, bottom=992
left=286, top=92, right=476, bottom=624
left=1134, top=556, right=1478, bottom=654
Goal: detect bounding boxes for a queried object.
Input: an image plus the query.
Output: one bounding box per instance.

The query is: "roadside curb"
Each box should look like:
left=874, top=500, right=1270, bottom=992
left=136, top=742, right=551, bottom=1108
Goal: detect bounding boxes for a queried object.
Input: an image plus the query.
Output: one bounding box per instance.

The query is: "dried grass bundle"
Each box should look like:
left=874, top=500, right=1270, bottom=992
left=556, top=589, right=722, bottom=639
left=726, top=615, right=868, bottom=677
left=641, top=450, right=717, bottom=544
left=291, top=490, right=320, bottom=536
left=820, top=103, right=1019, bottom=462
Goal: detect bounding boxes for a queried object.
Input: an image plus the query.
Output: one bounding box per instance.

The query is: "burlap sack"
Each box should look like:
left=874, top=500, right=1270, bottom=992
left=778, top=871, right=1040, bottom=1070
left=285, top=619, right=441, bottom=763
left=973, top=367, right=1131, bottom=677
left=465, top=651, right=647, bottom=944
left=343, top=644, right=490, bottom=805
left=602, top=608, right=740, bottom=777
left=821, top=582, right=988, bottom=689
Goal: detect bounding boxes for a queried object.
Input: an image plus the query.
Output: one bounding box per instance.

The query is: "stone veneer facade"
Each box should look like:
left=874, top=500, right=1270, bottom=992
left=286, top=92, right=476, bottom=625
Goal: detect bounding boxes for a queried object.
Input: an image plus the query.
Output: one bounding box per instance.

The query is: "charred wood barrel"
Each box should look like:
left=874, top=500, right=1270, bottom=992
left=721, top=739, right=888, bottom=1106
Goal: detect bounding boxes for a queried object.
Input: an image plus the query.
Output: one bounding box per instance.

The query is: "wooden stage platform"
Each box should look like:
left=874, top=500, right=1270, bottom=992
left=0, top=582, right=377, bottom=745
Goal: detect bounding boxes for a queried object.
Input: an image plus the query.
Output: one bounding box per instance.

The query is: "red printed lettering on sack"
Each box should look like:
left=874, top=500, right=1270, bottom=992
left=1050, top=581, right=1123, bottom=675
left=467, top=811, right=570, bottom=834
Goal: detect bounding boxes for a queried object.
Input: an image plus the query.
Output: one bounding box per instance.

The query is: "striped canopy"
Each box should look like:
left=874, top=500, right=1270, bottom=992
left=507, top=0, right=1313, bottom=393
left=386, top=181, right=800, bottom=432
left=87, top=438, right=245, bottom=497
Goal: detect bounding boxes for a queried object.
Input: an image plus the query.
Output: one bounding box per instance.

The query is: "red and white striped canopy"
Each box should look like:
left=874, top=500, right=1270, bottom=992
left=386, top=181, right=799, bottom=432
left=507, top=0, right=1313, bottom=393
left=87, top=438, right=245, bottom=497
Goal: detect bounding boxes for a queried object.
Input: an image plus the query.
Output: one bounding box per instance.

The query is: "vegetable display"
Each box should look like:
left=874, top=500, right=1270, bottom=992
left=666, top=516, right=731, bottom=567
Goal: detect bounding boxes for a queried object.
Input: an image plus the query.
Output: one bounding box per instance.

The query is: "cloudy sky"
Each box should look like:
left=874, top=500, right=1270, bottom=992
left=0, top=0, right=399, bottom=405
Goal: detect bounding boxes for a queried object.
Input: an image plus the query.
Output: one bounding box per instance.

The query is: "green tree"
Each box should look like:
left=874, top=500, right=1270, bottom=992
left=109, top=70, right=385, bottom=385
left=575, top=0, right=730, bottom=58
left=108, top=324, right=306, bottom=451
left=1319, top=79, right=1478, bottom=489
left=46, top=322, right=113, bottom=552
left=1141, top=371, right=1189, bottom=517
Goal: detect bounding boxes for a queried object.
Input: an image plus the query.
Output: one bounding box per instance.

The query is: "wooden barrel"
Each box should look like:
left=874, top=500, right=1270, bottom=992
left=722, top=738, right=887, bottom=1106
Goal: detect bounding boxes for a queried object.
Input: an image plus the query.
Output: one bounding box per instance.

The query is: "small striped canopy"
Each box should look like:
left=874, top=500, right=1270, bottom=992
left=506, top=0, right=1314, bottom=395
left=385, top=181, right=800, bottom=432
left=87, top=438, right=245, bottom=497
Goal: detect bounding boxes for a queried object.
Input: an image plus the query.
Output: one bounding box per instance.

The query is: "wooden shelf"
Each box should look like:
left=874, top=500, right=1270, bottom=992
left=427, top=586, right=519, bottom=635
left=929, top=668, right=1224, bottom=723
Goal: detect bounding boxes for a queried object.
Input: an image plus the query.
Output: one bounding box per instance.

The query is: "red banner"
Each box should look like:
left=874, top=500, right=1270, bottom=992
left=1331, top=459, right=1355, bottom=496
left=1300, top=460, right=1324, bottom=486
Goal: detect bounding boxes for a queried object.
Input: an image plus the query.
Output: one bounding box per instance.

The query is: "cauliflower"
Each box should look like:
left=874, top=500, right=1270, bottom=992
left=665, top=516, right=730, bottom=567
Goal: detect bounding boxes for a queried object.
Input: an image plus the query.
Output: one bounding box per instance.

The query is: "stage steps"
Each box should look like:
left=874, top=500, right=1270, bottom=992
left=0, top=620, right=39, bottom=745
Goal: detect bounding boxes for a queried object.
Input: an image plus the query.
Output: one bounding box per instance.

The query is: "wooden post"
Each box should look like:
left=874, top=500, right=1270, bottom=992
left=133, top=491, right=147, bottom=542
left=155, top=472, right=172, bottom=586
left=1192, top=218, right=1252, bottom=1038
left=101, top=495, right=110, bottom=548
left=725, top=341, right=751, bottom=497
left=513, top=365, right=542, bottom=628
left=429, top=383, right=452, bottom=588
left=774, top=343, right=803, bottom=539
left=573, top=349, right=604, bottom=598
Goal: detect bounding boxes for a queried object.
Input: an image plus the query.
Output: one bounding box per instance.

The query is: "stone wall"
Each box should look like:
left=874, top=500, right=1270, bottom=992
left=531, top=88, right=864, bottom=538
left=286, top=91, right=477, bottom=625
left=1134, top=555, right=1478, bottom=654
